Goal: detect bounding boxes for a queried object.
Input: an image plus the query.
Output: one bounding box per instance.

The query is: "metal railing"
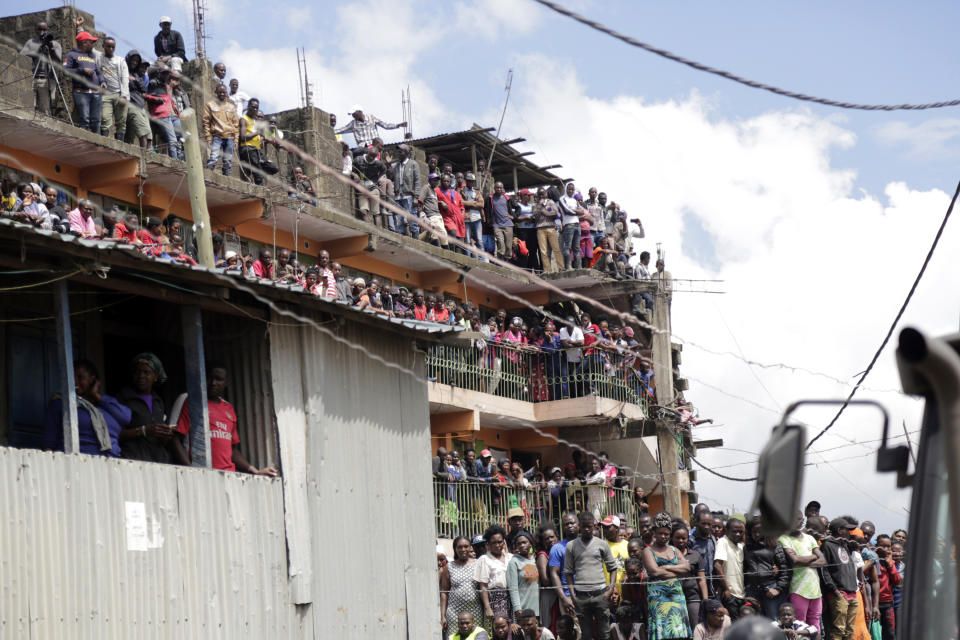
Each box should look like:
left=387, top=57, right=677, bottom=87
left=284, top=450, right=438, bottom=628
left=426, top=341, right=650, bottom=408
left=434, top=479, right=637, bottom=539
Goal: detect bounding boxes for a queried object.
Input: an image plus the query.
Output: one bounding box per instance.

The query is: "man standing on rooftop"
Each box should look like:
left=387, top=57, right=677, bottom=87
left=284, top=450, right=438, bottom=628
left=204, top=84, right=240, bottom=176
left=335, top=105, right=407, bottom=150
left=228, top=78, right=251, bottom=117
left=154, top=16, right=187, bottom=71
left=98, top=37, right=128, bottom=141
left=20, top=21, right=62, bottom=117
left=487, top=181, right=517, bottom=261
left=64, top=31, right=103, bottom=134
left=392, top=143, right=421, bottom=237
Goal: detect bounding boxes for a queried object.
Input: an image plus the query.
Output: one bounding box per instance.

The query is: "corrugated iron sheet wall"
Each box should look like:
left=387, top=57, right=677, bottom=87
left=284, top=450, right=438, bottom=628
left=0, top=448, right=304, bottom=639
left=270, top=314, right=439, bottom=639
left=204, top=313, right=279, bottom=471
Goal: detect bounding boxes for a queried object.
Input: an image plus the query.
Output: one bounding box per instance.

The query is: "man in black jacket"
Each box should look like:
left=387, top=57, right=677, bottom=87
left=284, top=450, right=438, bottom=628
left=821, top=517, right=861, bottom=640
left=744, top=519, right=791, bottom=620
left=154, top=16, right=187, bottom=71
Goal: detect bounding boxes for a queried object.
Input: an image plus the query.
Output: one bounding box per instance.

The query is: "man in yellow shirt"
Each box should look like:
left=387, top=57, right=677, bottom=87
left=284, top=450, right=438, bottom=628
left=238, top=97, right=266, bottom=185
left=602, top=515, right=629, bottom=588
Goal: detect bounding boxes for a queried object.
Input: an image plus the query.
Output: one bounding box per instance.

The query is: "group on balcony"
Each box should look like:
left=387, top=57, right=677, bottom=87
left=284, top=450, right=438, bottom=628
left=427, top=310, right=655, bottom=405
left=40, top=353, right=276, bottom=476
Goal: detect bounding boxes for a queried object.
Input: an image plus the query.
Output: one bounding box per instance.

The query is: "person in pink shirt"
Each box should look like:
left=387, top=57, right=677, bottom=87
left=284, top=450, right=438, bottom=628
left=68, top=199, right=100, bottom=238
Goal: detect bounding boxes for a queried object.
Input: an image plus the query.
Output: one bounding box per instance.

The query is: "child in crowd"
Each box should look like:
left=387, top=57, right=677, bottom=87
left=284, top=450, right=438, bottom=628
left=774, top=603, right=817, bottom=640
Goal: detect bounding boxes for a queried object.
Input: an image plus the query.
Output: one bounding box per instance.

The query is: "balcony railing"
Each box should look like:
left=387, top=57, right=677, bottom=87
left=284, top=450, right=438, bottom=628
left=434, top=480, right=637, bottom=539
left=426, top=341, right=650, bottom=407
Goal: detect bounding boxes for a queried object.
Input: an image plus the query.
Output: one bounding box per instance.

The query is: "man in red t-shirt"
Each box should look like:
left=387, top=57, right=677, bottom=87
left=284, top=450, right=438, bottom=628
left=174, top=365, right=277, bottom=476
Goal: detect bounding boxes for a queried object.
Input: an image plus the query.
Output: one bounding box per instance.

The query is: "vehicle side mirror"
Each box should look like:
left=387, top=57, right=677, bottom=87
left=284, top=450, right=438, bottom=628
left=750, top=424, right=806, bottom=537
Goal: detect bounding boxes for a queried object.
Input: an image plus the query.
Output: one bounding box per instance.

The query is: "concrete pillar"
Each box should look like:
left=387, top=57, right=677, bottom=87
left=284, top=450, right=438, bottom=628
left=652, top=290, right=682, bottom=516
left=180, top=108, right=214, bottom=268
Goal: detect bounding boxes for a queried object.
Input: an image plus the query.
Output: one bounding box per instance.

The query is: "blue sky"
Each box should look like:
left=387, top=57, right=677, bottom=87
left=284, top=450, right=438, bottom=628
left=33, top=0, right=960, bottom=532
left=65, top=0, right=960, bottom=194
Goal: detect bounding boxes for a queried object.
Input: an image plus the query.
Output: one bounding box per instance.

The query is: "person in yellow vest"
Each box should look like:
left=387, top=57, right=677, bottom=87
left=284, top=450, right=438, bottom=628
left=451, top=612, right=490, bottom=640
left=238, top=97, right=266, bottom=185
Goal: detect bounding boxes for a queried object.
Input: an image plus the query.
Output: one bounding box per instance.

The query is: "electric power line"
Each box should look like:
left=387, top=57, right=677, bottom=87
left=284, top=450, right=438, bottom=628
left=804, top=176, right=960, bottom=450
left=528, top=0, right=960, bottom=111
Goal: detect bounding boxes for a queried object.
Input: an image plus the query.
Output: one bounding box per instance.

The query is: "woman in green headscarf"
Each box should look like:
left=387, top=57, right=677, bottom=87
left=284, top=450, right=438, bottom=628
left=117, top=352, right=178, bottom=463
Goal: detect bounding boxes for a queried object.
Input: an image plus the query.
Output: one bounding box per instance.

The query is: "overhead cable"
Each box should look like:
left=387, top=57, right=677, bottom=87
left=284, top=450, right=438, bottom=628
left=528, top=0, right=960, bottom=111
left=804, top=176, right=960, bottom=450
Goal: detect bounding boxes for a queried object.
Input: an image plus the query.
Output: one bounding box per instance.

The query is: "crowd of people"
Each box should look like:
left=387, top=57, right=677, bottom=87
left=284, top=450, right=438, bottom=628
left=439, top=496, right=905, bottom=640
left=18, top=16, right=668, bottom=287
left=0, top=169, right=663, bottom=410
left=340, top=127, right=652, bottom=280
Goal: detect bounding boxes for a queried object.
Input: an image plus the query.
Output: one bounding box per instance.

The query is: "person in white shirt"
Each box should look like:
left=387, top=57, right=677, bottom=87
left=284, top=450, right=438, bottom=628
left=98, top=37, right=129, bottom=140
left=558, top=316, right=585, bottom=397
left=228, top=78, right=251, bottom=117
left=714, top=517, right=747, bottom=620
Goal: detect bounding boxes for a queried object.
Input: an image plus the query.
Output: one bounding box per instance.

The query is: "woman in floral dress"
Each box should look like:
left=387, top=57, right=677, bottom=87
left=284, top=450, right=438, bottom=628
left=642, top=511, right=693, bottom=640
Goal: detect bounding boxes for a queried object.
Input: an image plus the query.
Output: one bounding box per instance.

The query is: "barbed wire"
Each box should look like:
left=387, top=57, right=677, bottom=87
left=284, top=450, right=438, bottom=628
left=528, top=0, right=960, bottom=111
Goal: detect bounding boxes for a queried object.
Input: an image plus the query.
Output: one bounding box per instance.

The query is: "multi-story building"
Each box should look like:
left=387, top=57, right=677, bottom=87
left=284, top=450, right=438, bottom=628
left=0, top=6, right=696, bottom=637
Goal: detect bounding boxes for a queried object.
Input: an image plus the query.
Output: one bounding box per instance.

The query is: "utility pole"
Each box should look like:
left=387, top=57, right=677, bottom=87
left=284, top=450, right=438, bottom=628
left=180, top=108, right=215, bottom=268
left=652, top=287, right=682, bottom=516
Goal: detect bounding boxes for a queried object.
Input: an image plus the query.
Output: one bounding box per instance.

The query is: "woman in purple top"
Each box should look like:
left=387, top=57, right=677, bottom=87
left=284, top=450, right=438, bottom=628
left=117, top=352, right=178, bottom=463
left=43, top=359, right=130, bottom=457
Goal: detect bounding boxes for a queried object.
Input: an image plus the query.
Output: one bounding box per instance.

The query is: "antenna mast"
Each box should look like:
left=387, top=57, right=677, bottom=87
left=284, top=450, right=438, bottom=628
left=192, top=0, right=208, bottom=59
left=297, top=48, right=313, bottom=109
left=401, top=86, right=413, bottom=139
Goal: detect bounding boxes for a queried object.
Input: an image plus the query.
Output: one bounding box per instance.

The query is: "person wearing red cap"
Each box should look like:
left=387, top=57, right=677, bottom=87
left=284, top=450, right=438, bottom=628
left=64, top=31, right=104, bottom=133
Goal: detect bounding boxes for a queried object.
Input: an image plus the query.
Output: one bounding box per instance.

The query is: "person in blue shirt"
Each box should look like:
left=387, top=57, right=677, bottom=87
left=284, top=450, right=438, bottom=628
left=43, top=358, right=131, bottom=457
left=549, top=513, right=580, bottom=618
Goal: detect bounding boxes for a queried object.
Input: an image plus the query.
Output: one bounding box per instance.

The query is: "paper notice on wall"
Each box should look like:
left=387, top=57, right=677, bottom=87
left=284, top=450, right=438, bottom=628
left=125, top=501, right=148, bottom=551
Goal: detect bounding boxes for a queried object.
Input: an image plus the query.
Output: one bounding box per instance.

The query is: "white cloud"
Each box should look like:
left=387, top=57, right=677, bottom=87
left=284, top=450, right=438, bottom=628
left=876, top=117, right=960, bottom=159
left=453, top=0, right=541, bottom=40
left=285, top=6, right=315, bottom=32
left=505, top=54, right=959, bottom=532
left=220, top=0, right=455, bottom=141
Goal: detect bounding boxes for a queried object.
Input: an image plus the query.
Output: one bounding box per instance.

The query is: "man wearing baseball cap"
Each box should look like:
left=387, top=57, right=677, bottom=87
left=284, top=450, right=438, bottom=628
left=64, top=31, right=103, bottom=133
left=154, top=16, right=187, bottom=71
left=821, top=517, right=861, bottom=639
left=476, top=449, right=496, bottom=482
left=601, top=515, right=628, bottom=586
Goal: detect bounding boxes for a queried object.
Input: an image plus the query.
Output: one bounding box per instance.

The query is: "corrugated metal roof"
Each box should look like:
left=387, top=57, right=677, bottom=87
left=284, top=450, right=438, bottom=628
left=0, top=218, right=465, bottom=338
left=399, top=125, right=565, bottom=188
